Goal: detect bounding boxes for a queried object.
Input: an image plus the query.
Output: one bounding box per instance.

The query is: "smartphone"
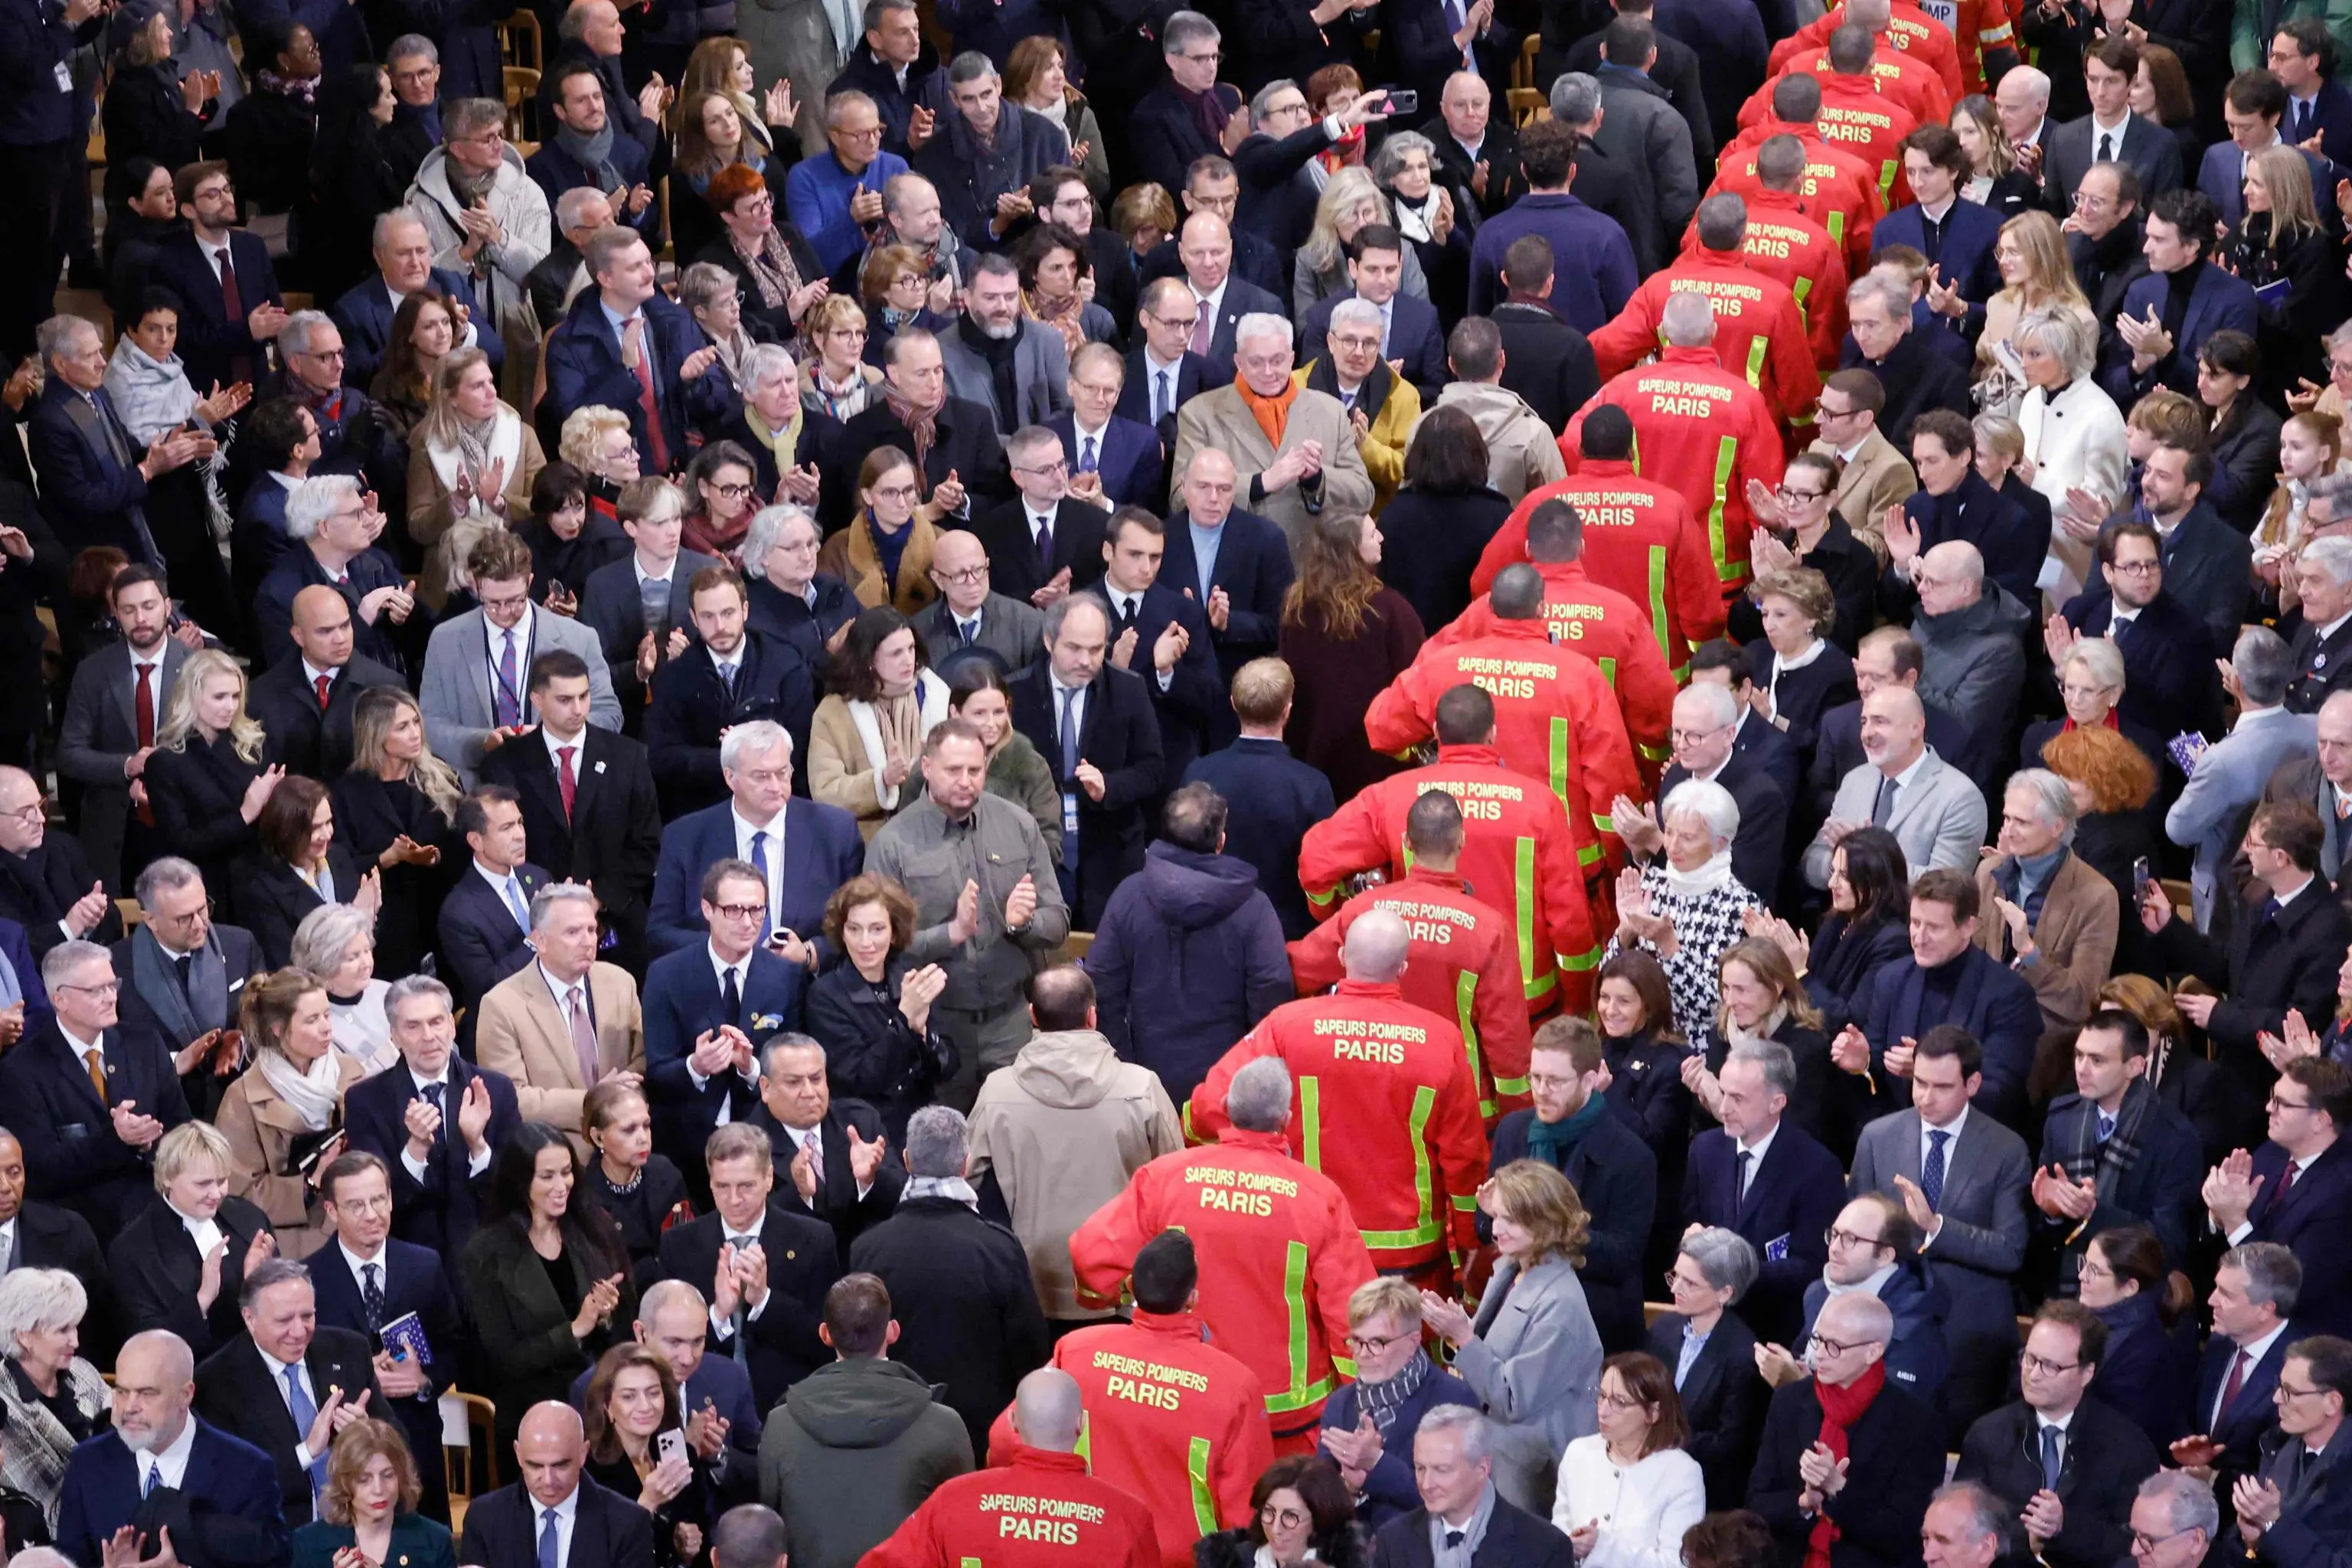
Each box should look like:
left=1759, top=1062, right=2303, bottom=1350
left=2132, top=856, right=2152, bottom=906
left=657, top=1428, right=687, bottom=1467
left=1384, top=87, right=1419, bottom=115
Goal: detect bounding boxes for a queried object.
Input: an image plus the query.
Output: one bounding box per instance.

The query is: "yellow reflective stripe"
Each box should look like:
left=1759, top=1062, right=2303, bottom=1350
left=1360, top=1089, right=1440, bottom=1250
left=1266, top=1374, right=1337, bottom=1415
left=1452, top=1194, right=1478, bottom=1212
left=1599, top=655, right=1619, bottom=688
left=1878, top=158, right=1898, bottom=197
left=1548, top=715, right=1570, bottom=812
left=1743, top=335, right=1768, bottom=390
left=1181, top=1099, right=1197, bottom=1141
left=1527, top=966, right=1559, bottom=996
left=1333, top=1354, right=1358, bottom=1378
left=1792, top=273, right=1813, bottom=325
left=1647, top=544, right=1671, bottom=661
left=1300, top=1075, right=1323, bottom=1170
left=1455, top=969, right=1491, bottom=1117
left=1514, top=836, right=1540, bottom=998
left=1076, top=1411, right=1093, bottom=1462
left=1711, top=436, right=1740, bottom=582
left=1493, top=1073, right=1531, bottom=1094
left=1264, top=1240, right=1331, bottom=1414
left=1562, top=942, right=1603, bottom=972
left=1638, top=740, right=1671, bottom=761
left=1307, top=883, right=1341, bottom=909
left=1827, top=208, right=1847, bottom=245
left=1577, top=842, right=1602, bottom=867
left=1188, top=1436, right=1219, bottom=1538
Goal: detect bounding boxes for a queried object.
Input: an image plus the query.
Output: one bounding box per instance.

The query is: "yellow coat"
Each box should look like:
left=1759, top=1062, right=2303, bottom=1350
left=1291, top=364, right=1422, bottom=516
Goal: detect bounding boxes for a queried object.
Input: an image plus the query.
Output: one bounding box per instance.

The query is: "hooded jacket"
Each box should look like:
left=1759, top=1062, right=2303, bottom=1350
left=965, top=1027, right=1184, bottom=1319
left=1083, top=841, right=1293, bottom=1104
left=1911, top=583, right=2032, bottom=758
left=758, top=1354, right=974, bottom=1568
left=1798, top=1253, right=1954, bottom=1405
left=1419, top=381, right=1568, bottom=505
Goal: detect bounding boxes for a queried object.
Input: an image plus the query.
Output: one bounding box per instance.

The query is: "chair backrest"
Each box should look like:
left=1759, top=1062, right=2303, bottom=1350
left=499, top=11, right=543, bottom=73
left=505, top=67, right=543, bottom=142
left=1508, top=90, right=1549, bottom=127
left=439, top=1388, right=498, bottom=1528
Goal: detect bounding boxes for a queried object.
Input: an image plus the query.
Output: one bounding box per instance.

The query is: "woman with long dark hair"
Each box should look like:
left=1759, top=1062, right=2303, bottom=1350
left=368, top=289, right=455, bottom=442
left=949, top=665, right=1060, bottom=863
left=2076, top=1224, right=2199, bottom=1449
left=1374, top=407, right=1508, bottom=632
left=457, top=1122, right=636, bottom=1449
left=1764, top=825, right=1909, bottom=1034
left=578, top=1079, right=691, bottom=1289
left=809, top=606, right=950, bottom=838
left=2197, top=330, right=2285, bottom=534
left=231, top=775, right=381, bottom=967
left=582, top=1345, right=708, bottom=1568
left=1595, top=952, right=1692, bottom=1167
left=1279, top=510, right=1425, bottom=802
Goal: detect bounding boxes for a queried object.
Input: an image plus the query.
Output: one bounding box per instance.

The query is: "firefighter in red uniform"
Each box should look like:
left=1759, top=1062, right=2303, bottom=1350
left=1683, top=136, right=1851, bottom=370
left=1300, top=684, right=1600, bottom=1013
left=1713, top=75, right=1888, bottom=276
left=1290, top=791, right=1533, bottom=1121
left=1367, top=566, right=1641, bottom=867
left=1736, top=33, right=1952, bottom=136
left=987, top=1233, right=1274, bottom=1568
left=1070, top=1057, right=1376, bottom=1449
left=1811, top=29, right=1924, bottom=203
left=860, top=1367, right=1158, bottom=1568
left=1560, top=295, right=1787, bottom=597
left=1191, top=910, right=1490, bottom=1294
left=1432, top=501, right=1674, bottom=776
left=1589, top=196, right=1822, bottom=431
left=1476, top=409, right=1728, bottom=677
left=1773, top=0, right=1967, bottom=102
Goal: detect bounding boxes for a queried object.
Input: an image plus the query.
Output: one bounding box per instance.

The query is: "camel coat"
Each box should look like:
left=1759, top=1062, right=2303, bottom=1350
left=214, top=1049, right=369, bottom=1259
left=473, top=960, right=648, bottom=1155
left=815, top=512, right=943, bottom=616
left=1171, top=380, right=1377, bottom=553
left=404, top=407, right=549, bottom=607
left=1811, top=425, right=1914, bottom=559
left=1973, top=848, right=2120, bottom=1031
left=807, top=668, right=954, bottom=838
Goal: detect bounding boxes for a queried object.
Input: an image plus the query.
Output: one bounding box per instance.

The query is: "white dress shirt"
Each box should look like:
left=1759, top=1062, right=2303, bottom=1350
left=125, top=1411, right=200, bottom=1492
left=257, top=1344, right=325, bottom=1470
left=688, top=942, right=761, bottom=1119
left=397, top=1067, right=495, bottom=1182
left=535, top=1485, right=582, bottom=1568
left=2215, top=1321, right=2293, bottom=1428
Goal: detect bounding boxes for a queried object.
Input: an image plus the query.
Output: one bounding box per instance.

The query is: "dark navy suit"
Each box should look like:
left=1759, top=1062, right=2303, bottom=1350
left=2035, top=1088, right=2204, bottom=1272
left=142, top=229, right=285, bottom=394
left=55, top=1423, right=288, bottom=1568
left=1682, top=1119, right=1846, bottom=1347
left=2058, top=586, right=2224, bottom=742
left=1116, top=347, right=1210, bottom=462
left=458, top=1474, right=653, bottom=1568
left=1181, top=737, right=1334, bottom=940
left=2241, top=1139, right=2352, bottom=1338
left=641, top=941, right=807, bottom=1167
left=1158, top=505, right=1297, bottom=702
left=2198, top=139, right=2333, bottom=229
left=1871, top=197, right=2004, bottom=302
left=2289, top=79, right=2352, bottom=179
left=1044, top=410, right=1162, bottom=510
left=27, top=379, right=162, bottom=563
left=578, top=548, right=720, bottom=723
left=435, top=860, right=546, bottom=1043
left=655, top=1200, right=841, bottom=1407
left=330, top=270, right=506, bottom=393
left=0, top=1011, right=190, bottom=1233
left=1298, top=289, right=1449, bottom=396
left=545, top=289, right=729, bottom=469
left=2196, top=1321, right=2311, bottom=1504
left=1858, top=947, right=2044, bottom=1131
left=2099, top=262, right=2262, bottom=401
left=341, top=1056, right=524, bottom=1257
left=193, top=1327, right=384, bottom=1527
left=307, top=1233, right=466, bottom=1524
left=645, top=798, right=863, bottom=956
left=1101, top=581, right=1223, bottom=786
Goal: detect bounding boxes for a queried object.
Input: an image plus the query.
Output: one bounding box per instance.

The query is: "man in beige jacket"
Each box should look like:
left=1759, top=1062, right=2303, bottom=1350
left=1171, top=312, right=1375, bottom=553
left=475, top=880, right=647, bottom=1155
left=1412, top=315, right=1569, bottom=505
left=965, top=965, right=1182, bottom=1326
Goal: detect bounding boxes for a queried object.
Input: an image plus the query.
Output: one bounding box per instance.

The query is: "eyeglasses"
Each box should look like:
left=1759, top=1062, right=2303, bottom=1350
left=1345, top=1331, right=1409, bottom=1354
left=731, top=767, right=790, bottom=787
left=1777, top=485, right=1828, bottom=503
left=1664, top=1269, right=1712, bottom=1293
left=1148, top=310, right=1202, bottom=332
left=2020, top=1351, right=2081, bottom=1376
left=2277, top=1380, right=2328, bottom=1402
left=2133, top=1528, right=2200, bottom=1554
left=1815, top=402, right=1862, bottom=420
left=933, top=565, right=989, bottom=585
left=1013, top=459, right=1068, bottom=476
left=1330, top=335, right=1382, bottom=352
left=1176, top=47, right=1221, bottom=62
left=299, top=346, right=348, bottom=362
left=708, top=482, right=754, bottom=501
left=833, top=124, right=884, bottom=142
left=1806, top=1332, right=1863, bottom=1357
left=1596, top=1390, right=1645, bottom=1411
left=2109, top=558, right=2162, bottom=576
left=55, top=980, right=121, bottom=997
left=2268, top=1093, right=2314, bottom=1112
left=1824, top=1227, right=1886, bottom=1250
left=868, top=483, right=920, bottom=502
left=707, top=901, right=766, bottom=921
left=0, top=801, right=42, bottom=822
left=331, top=1193, right=393, bottom=1214
left=1260, top=1505, right=1308, bottom=1530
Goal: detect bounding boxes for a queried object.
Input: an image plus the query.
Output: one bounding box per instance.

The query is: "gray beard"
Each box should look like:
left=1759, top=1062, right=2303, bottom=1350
left=978, top=318, right=1019, bottom=341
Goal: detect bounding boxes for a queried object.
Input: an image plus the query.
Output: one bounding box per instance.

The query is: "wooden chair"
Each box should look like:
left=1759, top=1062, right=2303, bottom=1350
left=1060, top=930, right=1094, bottom=963
left=2161, top=877, right=2194, bottom=924
left=115, top=897, right=145, bottom=930
left=1508, top=90, right=1548, bottom=126
left=440, top=1390, right=497, bottom=1534
left=1513, top=34, right=1538, bottom=91
left=498, top=10, right=543, bottom=73
left=504, top=67, right=542, bottom=143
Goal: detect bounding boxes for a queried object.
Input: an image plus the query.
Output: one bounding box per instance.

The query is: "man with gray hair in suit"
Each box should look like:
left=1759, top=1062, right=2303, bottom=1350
left=934, top=253, right=1072, bottom=438
left=1806, top=685, right=1988, bottom=887
left=2168, top=627, right=2313, bottom=929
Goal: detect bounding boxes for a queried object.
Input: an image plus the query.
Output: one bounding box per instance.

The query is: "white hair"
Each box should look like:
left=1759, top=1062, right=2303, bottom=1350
left=1233, top=312, right=1292, bottom=351
left=527, top=880, right=599, bottom=933
left=285, top=475, right=362, bottom=541
left=720, top=720, right=792, bottom=771
left=1328, top=297, right=1383, bottom=335
left=0, top=1267, right=88, bottom=1357
left=2006, top=768, right=2078, bottom=844
left=1661, top=778, right=1740, bottom=848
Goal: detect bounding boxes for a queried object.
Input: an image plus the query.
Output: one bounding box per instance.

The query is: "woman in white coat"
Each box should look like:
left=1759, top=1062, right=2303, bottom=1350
left=1553, top=1352, right=1708, bottom=1567
left=807, top=606, right=952, bottom=839
left=406, top=348, right=548, bottom=607
left=1421, top=1159, right=1604, bottom=1512
left=403, top=99, right=553, bottom=408
left=2016, top=308, right=2129, bottom=606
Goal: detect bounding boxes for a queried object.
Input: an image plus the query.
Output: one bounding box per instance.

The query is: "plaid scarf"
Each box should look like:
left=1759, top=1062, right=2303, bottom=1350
left=1354, top=1347, right=1432, bottom=1438
left=881, top=385, right=939, bottom=495
left=732, top=227, right=803, bottom=312
left=2060, top=1075, right=2152, bottom=1201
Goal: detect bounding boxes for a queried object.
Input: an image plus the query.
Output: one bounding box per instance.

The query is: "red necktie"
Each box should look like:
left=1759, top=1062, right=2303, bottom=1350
left=315, top=673, right=332, bottom=711
left=134, top=662, right=155, bottom=826
left=2274, top=1160, right=2300, bottom=1209
left=2222, top=1347, right=2251, bottom=1415
left=558, top=744, right=579, bottom=822
left=623, top=318, right=669, bottom=474
left=217, top=247, right=251, bottom=384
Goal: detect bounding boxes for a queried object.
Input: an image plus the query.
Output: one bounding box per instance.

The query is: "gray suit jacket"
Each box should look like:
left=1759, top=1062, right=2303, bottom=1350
left=1805, top=749, right=1988, bottom=889
left=2166, top=707, right=2319, bottom=929
left=911, top=592, right=1044, bottom=672
left=420, top=606, right=623, bottom=785
left=1451, top=1255, right=1602, bottom=1514
left=57, top=639, right=191, bottom=891
left=1593, top=72, right=1697, bottom=271
left=935, top=320, right=1071, bottom=443
left=1171, top=384, right=1377, bottom=555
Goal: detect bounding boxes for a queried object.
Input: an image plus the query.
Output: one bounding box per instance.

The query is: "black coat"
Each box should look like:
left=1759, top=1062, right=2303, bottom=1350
left=802, top=955, right=957, bottom=1146
left=828, top=394, right=1012, bottom=531
left=973, top=495, right=1110, bottom=607
left=1377, top=486, right=1516, bottom=635
left=337, top=1057, right=524, bottom=1259
left=479, top=724, right=664, bottom=965
left=712, top=407, right=845, bottom=506
left=745, top=1100, right=906, bottom=1253
left=142, top=735, right=266, bottom=918
left=1488, top=1102, right=1653, bottom=1351
left=847, top=1194, right=1051, bottom=1454
left=1843, top=332, right=1975, bottom=451
left=248, top=652, right=407, bottom=782
left=743, top=573, right=858, bottom=671
left=2150, top=882, right=2351, bottom=1085
left=1008, top=659, right=1165, bottom=928
left=2035, top=1088, right=2203, bottom=1276
left=194, top=1328, right=386, bottom=1525
left=305, top=1233, right=468, bottom=1507
left=101, top=62, right=207, bottom=172
left=15, top=1199, right=117, bottom=1363
left=585, top=1154, right=692, bottom=1291
left=1370, top=1497, right=1576, bottom=1568
left=1684, top=1120, right=1846, bottom=1348
left=655, top=1201, right=841, bottom=1408
left=230, top=844, right=365, bottom=969
left=2056, top=587, right=2224, bottom=743
left=0, top=832, right=123, bottom=960
left=689, top=229, right=825, bottom=345
left=107, top=1188, right=273, bottom=1359
left=644, top=632, right=817, bottom=818
left=1955, top=1396, right=2161, bottom=1568
left=331, top=772, right=460, bottom=979
left=1658, top=751, right=1787, bottom=907
left=1, top=1012, right=189, bottom=1233
left=1649, top=1308, right=1768, bottom=1509
left=457, top=1475, right=654, bottom=1568
left=1602, top=1031, right=1696, bottom=1166
left=1749, top=1377, right=1943, bottom=1568
left=455, top=1218, right=636, bottom=1449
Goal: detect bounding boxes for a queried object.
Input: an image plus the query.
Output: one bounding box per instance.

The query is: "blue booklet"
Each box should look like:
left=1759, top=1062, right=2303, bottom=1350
left=380, top=1310, right=433, bottom=1368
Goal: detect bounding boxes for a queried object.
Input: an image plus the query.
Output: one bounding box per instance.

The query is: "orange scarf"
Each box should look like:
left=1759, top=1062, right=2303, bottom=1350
left=1236, top=372, right=1300, bottom=448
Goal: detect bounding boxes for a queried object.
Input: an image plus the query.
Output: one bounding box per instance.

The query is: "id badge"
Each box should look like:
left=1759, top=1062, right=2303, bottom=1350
left=53, top=63, right=71, bottom=92
left=1061, top=789, right=1080, bottom=840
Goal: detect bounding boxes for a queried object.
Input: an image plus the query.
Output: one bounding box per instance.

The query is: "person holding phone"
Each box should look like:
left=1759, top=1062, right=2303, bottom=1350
left=581, top=1344, right=709, bottom=1568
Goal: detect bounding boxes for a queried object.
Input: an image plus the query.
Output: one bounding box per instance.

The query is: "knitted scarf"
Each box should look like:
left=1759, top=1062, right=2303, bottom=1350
left=1524, top=1092, right=1606, bottom=1169
left=554, top=119, right=624, bottom=192
left=732, top=227, right=803, bottom=311
left=2060, top=1075, right=2152, bottom=1201
left=258, top=1046, right=344, bottom=1130
left=881, top=384, right=939, bottom=492
left=1804, top=1360, right=1886, bottom=1568
left=1236, top=372, right=1300, bottom=448
left=1354, top=1347, right=1433, bottom=1437
left=1170, top=81, right=1231, bottom=148
left=256, top=67, right=316, bottom=106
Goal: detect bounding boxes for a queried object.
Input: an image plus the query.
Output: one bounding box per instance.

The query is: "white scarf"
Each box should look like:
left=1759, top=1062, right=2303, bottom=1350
left=848, top=668, right=951, bottom=811
left=1724, top=1001, right=1789, bottom=1054
left=1392, top=187, right=1442, bottom=245
left=257, top=1046, right=344, bottom=1131
left=427, top=404, right=523, bottom=519
left=1661, top=850, right=1738, bottom=900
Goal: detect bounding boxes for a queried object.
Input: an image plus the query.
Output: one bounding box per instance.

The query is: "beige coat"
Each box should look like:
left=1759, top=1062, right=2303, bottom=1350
left=815, top=512, right=942, bottom=616
left=1172, top=381, right=1377, bottom=553
left=1974, top=849, right=2119, bottom=1031
left=404, top=408, right=549, bottom=608
left=807, top=669, right=954, bottom=839
left=1814, top=424, right=1916, bottom=558
left=1416, top=381, right=1568, bottom=505
left=965, top=1027, right=1184, bottom=1318
left=214, top=1050, right=369, bottom=1259
left=474, top=960, right=648, bottom=1154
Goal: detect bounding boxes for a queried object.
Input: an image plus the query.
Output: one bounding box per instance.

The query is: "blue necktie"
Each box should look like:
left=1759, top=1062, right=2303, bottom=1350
left=750, top=831, right=771, bottom=940
left=538, top=1507, right=560, bottom=1568
left=1058, top=688, right=1080, bottom=777
left=2039, top=1424, right=2063, bottom=1490
left=361, top=1263, right=384, bottom=1334
left=284, top=1364, right=326, bottom=1494
left=2096, top=1110, right=2116, bottom=1144
left=1922, top=1129, right=1949, bottom=1212
left=143, top=1460, right=161, bottom=1497
left=495, top=629, right=522, bottom=727
left=1080, top=434, right=1098, bottom=474
left=505, top=875, right=531, bottom=933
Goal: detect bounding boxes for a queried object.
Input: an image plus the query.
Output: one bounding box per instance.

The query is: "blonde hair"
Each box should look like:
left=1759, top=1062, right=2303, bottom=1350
left=1299, top=167, right=1390, bottom=278
left=318, top=1418, right=421, bottom=1524
left=1347, top=1276, right=1423, bottom=1329
left=347, top=687, right=463, bottom=822
left=154, top=1119, right=234, bottom=1191
left=156, top=647, right=266, bottom=763
left=2248, top=145, right=2322, bottom=247
left=558, top=405, right=632, bottom=469
left=1484, top=1159, right=1589, bottom=1267
left=415, top=347, right=504, bottom=454
left=1995, top=211, right=2090, bottom=315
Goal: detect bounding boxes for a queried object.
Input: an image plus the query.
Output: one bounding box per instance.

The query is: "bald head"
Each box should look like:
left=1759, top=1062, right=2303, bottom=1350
left=1343, top=909, right=1412, bottom=982
left=1661, top=291, right=1717, bottom=347
left=1859, top=685, right=1926, bottom=773
left=1917, top=540, right=1985, bottom=616
left=1178, top=213, right=1233, bottom=289
left=1013, top=1367, right=1086, bottom=1451
left=1818, top=1289, right=1893, bottom=1350
left=290, top=583, right=356, bottom=671
left=517, top=1400, right=588, bottom=1506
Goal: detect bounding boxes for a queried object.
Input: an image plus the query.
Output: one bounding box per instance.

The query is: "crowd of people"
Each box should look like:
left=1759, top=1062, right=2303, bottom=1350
left=0, top=0, right=2350, bottom=1564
